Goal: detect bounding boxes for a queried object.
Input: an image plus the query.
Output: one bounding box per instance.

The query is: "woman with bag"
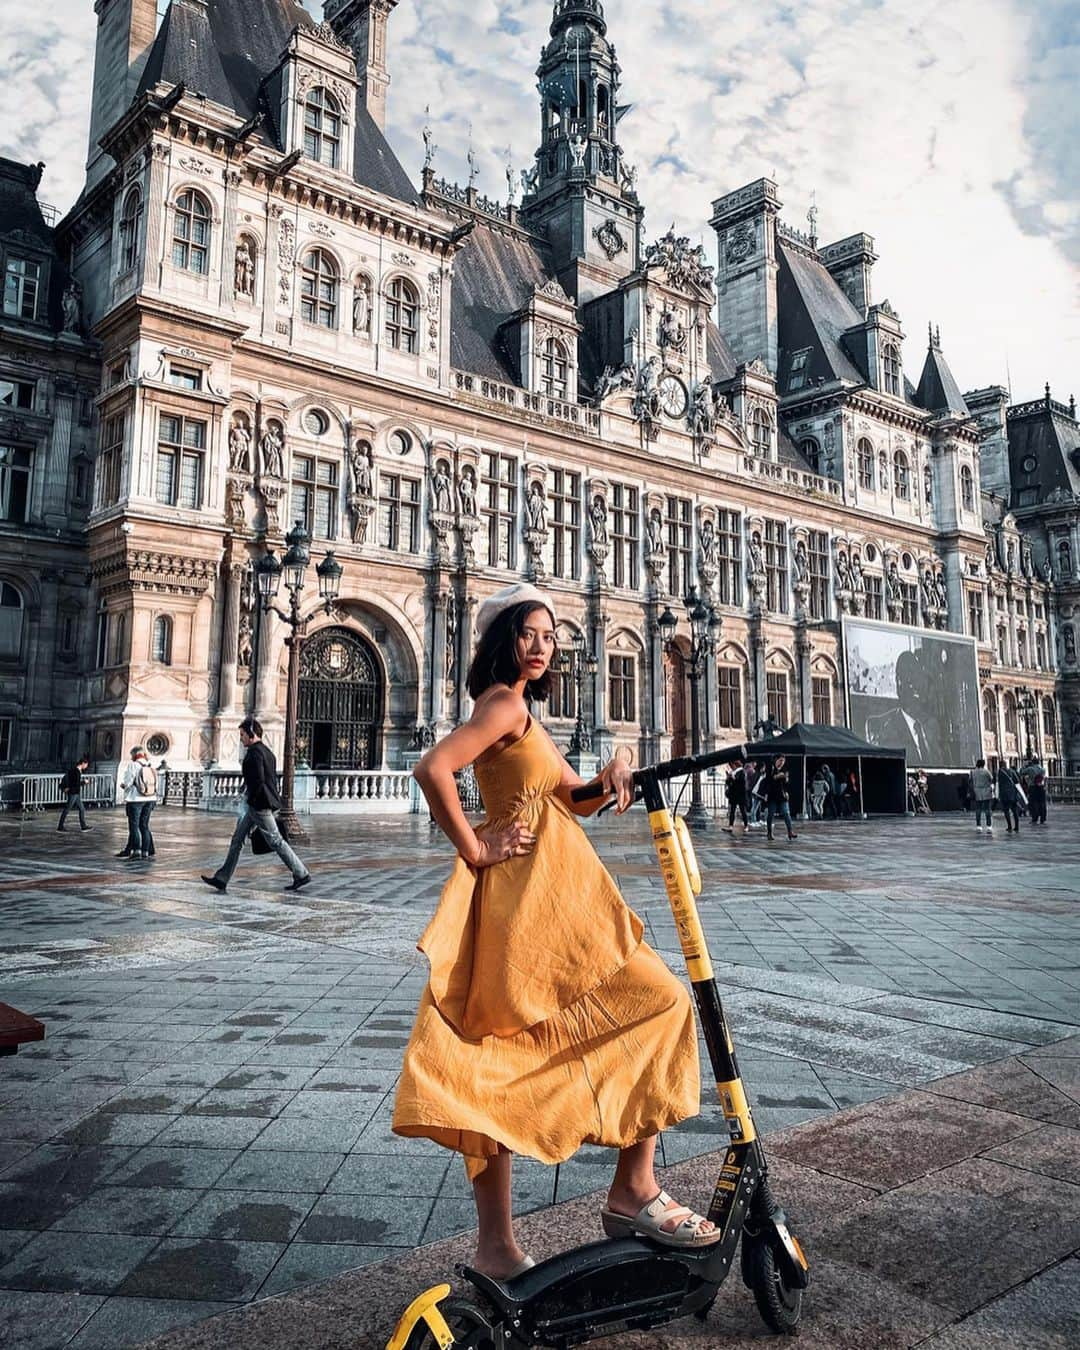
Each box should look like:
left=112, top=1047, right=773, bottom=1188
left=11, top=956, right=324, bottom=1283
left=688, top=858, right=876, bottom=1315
left=765, top=756, right=798, bottom=841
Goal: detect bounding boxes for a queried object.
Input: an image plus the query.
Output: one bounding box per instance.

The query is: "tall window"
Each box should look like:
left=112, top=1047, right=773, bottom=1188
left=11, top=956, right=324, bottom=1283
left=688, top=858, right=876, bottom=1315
left=171, top=190, right=211, bottom=275
left=766, top=671, right=789, bottom=727
left=1036, top=631, right=1047, bottom=669
left=482, top=452, right=517, bottom=569
left=0, top=379, right=34, bottom=409
left=901, top=582, right=918, bottom=626
left=893, top=450, right=911, bottom=500
left=301, top=249, right=339, bottom=328
left=764, top=519, right=788, bottom=613
left=1042, top=697, right=1056, bottom=739
left=1017, top=629, right=1029, bottom=668
left=156, top=414, right=206, bottom=509
left=750, top=406, right=773, bottom=458
left=608, top=654, right=636, bottom=723
left=0, top=446, right=32, bottom=524
left=541, top=338, right=569, bottom=400
left=811, top=676, right=832, bottom=725
left=806, top=530, right=829, bottom=620
left=550, top=467, right=580, bottom=580
left=717, top=665, right=742, bottom=729
left=0, top=583, right=23, bottom=660
left=982, top=690, right=998, bottom=739
left=98, top=413, right=125, bottom=507
left=303, top=87, right=342, bottom=169
left=960, top=464, right=975, bottom=512
left=967, top=588, right=985, bottom=641
left=799, top=438, right=819, bottom=472
left=996, top=626, right=1007, bottom=666
left=152, top=615, right=172, bottom=665
left=788, top=349, right=810, bottom=393
left=3, top=257, right=41, bottom=320
left=119, top=188, right=143, bottom=271
left=715, top=509, right=742, bottom=606
left=882, top=343, right=901, bottom=396
left=1003, top=693, right=1018, bottom=738
left=95, top=604, right=109, bottom=669
left=0, top=718, right=10, bottom=763
left=665, top=495, right=693, bottom=598
left=610, top=482, right=639, bottom=590
left=864, top=574, right=883, bottom=620
left=857, top=438, right=874, bottom=490
left=385, top=277, right=420, bottom=353
left=379, top=473, right=420, bottom=552
left=291, top=454, right=339, bottom=540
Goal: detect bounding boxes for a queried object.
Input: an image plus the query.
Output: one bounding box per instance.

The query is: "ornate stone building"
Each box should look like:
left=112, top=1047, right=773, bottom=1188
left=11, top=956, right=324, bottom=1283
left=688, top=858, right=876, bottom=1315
left=1, top=0, right=1072, bottom=780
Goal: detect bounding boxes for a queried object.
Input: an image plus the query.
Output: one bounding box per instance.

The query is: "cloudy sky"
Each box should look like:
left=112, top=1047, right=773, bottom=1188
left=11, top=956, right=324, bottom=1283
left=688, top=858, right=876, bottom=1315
left=3, top=0, right=1076, bottom=402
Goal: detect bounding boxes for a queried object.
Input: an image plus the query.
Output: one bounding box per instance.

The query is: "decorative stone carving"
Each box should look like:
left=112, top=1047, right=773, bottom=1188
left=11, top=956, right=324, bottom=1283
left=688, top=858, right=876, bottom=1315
left=632, top=356, right=662, bottom=424
left=348, top=494, right=375, bottom=545
left=259, top=421, right=286, bottom=480
left=1021, top=537, right=1034, bottom=578
left=920, top=566, right=937, bottom=624
left=850, top=552, right=867, bottom=616
left=593, top=363, right=634, bottom=406
left=426, top=271, right=441, bottom=353
left=645, top=507, right=667, bottom=582
left=228, top=416, right=253, bottom=474
left=688, top=376, right=715, bottom=439
left=348, top=440, right=374, bottom=498
left=657, top=305, right=686, bottom=354
left=726, top=222, right=754, bottom=265
left=834, top=545, right=853, bottom=614
left=644, top=227, right=715, bottom=291
left=457, top=465, right=478, bottom=518
left=523, top=480, right=549, bottom=582
left=885, top=560, right=903, bottom=620
left=277, top=216, right=296, bottom=306
left=351, top=274, right=371, bottom=335
left=431, top=459, right=454, bottom=517
left=226, top=476, right=247, bottom=529
left=933, top=569, right=949, bottom=626
left=238, top=566, right=255, bottom=669
left=593, top=219, right=626, bottom=259
left=587, top=490, right=610, bottom=578
left=234, top=238, right=255, bottom=299
left=746, top=530, right=766, bottom=607
left=261, top=480, right=285, bottom=535
left=61, top=281, right=82, bottom=334
left=698, top=516, right=718, bottom=595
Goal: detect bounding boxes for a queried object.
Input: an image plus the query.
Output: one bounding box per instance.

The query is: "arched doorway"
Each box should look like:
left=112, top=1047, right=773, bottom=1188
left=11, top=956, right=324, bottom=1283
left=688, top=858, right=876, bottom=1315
left=665, top=645, right=688, bottom=757
left=298, top=627, right=382, bottom=769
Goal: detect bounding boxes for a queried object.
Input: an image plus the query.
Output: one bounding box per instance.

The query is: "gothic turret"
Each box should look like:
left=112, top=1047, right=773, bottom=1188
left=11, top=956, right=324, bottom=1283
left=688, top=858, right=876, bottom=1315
left=520, top=0, right=643, bottom=302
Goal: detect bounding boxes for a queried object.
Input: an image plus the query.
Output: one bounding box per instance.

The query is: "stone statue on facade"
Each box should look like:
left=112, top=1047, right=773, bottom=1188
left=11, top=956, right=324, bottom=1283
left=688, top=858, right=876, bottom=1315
left=259, top=423, right=285, bottom=479
left=885, top=561, right=903, bottom=618
left=457, top=465, right=478, bottom=518
left=647, top=508, right=666, bottom=559
left=422, top=111, right=437, bottom=170
left=521, top=163, right=540, bottom=195
left=589, top=494, right=609, bottom=547
left=850, top=552, right=866, bottom=615
left=352, top=276, right=371, bottom=335
left=1059, top=538, right=1073, bottom=579
left=689, top=377, right=714, bottom=438
left=61, top=281, right=82, bottom=333
left=593, top=363, right=634, bottom=406
left=431, top=460, right=454, bottom=517
left=525, top=480, right=548, bottom=533
left=1021, top=537, right=1034, bottom=578
left=632, top=356, right=662, bottom=424
left=229, top=418, right=253, bottom=474
left=746, top=531, right=766, bottom=606
left=234, top=239, right=255, bottom=299
left=699, top=518, right=717, bottom=570
left=920, top=567, right=936, bottom=622
left=657, top=306, right=686, bottom=354
left=933, top=570, right=949, bottom=616
left=348, top=441, right=374, bottom=498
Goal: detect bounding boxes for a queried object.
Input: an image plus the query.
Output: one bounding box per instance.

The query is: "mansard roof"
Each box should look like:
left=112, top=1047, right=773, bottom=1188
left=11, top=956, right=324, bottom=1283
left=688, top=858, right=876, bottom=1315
left=777, top=244, right=865, bottom=391
left=0, top=158, right=54, bottom=250
left=138, top=0, right=418, bottom=206
left=1006, top=391, right=1080, bottom=506
left=915, top=335, right=969, bottom=416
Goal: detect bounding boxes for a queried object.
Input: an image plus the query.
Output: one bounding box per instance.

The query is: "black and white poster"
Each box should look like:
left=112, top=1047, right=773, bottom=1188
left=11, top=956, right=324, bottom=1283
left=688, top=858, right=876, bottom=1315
left=843, top=618, right=982, bottom=769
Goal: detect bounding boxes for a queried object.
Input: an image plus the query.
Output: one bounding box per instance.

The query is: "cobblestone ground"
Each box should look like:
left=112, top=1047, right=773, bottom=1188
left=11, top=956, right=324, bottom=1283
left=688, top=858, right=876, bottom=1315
left=0, top=804, right=1077, bottom=1349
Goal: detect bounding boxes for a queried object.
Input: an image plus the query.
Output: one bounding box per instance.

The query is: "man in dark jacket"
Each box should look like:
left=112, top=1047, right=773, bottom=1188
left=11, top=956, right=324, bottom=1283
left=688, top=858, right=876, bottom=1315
left=723, top=760, right=748, bottom=831
left=57, top=756, right=92, bottom=832
left=996, top=763, right=1022, bottom=834
left=201, top=718, right=310, bottom=893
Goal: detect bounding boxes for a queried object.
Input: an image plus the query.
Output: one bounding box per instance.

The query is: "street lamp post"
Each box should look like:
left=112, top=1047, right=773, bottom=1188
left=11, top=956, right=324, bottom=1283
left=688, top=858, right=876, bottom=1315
left=566, top=630, right=599, bottom=755
left=1017, top=687, right=1037, bottom=763
left=659, top=588, right=719, bottom=830
left=254, top=522, right=343, bottom=844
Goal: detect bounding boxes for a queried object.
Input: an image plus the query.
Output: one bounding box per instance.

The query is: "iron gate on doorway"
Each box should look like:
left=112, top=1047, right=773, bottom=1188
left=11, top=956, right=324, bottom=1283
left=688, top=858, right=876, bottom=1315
left=297, top=627, right=382, bottom=770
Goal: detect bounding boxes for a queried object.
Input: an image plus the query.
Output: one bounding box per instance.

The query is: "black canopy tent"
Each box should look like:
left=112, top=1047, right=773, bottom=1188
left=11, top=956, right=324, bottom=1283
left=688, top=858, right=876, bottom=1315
left=738, top=723, right=908, bottom=817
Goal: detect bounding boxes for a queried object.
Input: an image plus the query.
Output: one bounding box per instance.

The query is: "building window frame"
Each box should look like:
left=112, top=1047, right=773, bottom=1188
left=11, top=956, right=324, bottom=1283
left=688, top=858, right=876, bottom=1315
left=0, top=445, right=32, bottom=525
left=300, top=249, right=339, bottom=329
left=119, top=187, right=144, bottom=272
left=857, top=437, right=874, bottom=491
left=766, top=670, right=789, bottom=727
left=665, top=495, right=693, bottom=599
left=155, top=413, right=207, bottom=510
left=717, top=664, right=743, bottom=729
left=893, top=449, right=911, bottom=501
left=610, top=482, right=639, bottom=591
left=290, top=452, right=340, bottom=542
left=764, top=518, right=788, bottom=613
left=0, top=581, right=24, bottom=662
left=385, top=276, right=420, bottom=354
left=378, top=471, right=421, bottom=552
left=550, top=467, right=581, bottom=580
left=608, top=652, right=637, bottom=723
left=967, top=588, right=985, bottom=641
left=882, top=342, right=901, bottom=397
left=750, top=406, right=774, bottom=459
left=152, top=614, right=173, bottom=665
left=811, top=675, right=832, bottom=725
left=303, top=86, right=342, bottom=169
left=540, top=337, right=570, bottom=400
left=171, top=189, right=212, bottom=276
left=482, top=452, right=518, bottom=570
left=960, top=464, right=975, bottom=512
left=806, top=529, right=829, bottom=621
left=3, top=255, right=42, bottom=321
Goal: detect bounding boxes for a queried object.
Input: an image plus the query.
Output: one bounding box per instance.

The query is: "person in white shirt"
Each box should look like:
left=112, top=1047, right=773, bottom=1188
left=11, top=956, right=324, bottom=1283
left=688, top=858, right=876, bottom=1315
left=118, top=747, right=158, bottom=861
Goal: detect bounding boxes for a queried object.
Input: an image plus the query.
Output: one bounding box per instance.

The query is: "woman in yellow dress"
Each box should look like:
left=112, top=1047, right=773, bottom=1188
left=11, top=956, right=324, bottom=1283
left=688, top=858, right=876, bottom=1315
left=392, top=583, right=719, bottom=1279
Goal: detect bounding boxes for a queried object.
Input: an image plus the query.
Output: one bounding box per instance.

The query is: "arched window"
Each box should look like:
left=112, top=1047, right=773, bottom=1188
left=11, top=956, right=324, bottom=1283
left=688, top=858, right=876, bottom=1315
left=960, top=464, right=975, bottom=512
left=303, top=87, right=342, bottom=169
left=1003, top=692, right=1018, bottom=737
left=800, top=438, right=820, bottom=472
left=882, top=343, right=901, bottom=396
left=750, top=407, right=773, bottom=458
left=1042, top=696, right=1056, bottom=738
left=982, top=690, right=998, bottom=738
left=540, top=337, right=569, bottom=400
left=893, top=450, right=911, bottom=500
left=152, top=615, right=172, bottom=666
left=0, top=582, right=23, bottom=660
left=301, top=249, right=339, bottom=329
left=172, top=190, right=211, bottom=275
left=857, top=438, right=874, bottom=490
left=119, top=187, right=143, bottom=272
left=385, top=277, right=420, bottom=353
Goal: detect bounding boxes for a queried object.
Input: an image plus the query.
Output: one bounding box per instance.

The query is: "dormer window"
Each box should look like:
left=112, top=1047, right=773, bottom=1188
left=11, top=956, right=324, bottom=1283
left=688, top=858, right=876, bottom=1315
left=304, top=88, right=342, bottom=169
left=301, top=249, right=339, bottom=329
left=750, top=407, right=773, bottom=459
left=788, top=348, right=811, bottom=393
left=857, top=437, right=874, bottom=490
left=172, top=190, right=211, bottom=275
left=541, top=337, right=570, bottom=400
left=883, top=343, right=901, bottom=397
left=3, top=257, right=41, bottom=320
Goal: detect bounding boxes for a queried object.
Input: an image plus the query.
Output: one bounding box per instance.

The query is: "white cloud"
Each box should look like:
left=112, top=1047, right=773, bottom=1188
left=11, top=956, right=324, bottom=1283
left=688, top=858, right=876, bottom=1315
left=2, top=0, right=1075, bottom=402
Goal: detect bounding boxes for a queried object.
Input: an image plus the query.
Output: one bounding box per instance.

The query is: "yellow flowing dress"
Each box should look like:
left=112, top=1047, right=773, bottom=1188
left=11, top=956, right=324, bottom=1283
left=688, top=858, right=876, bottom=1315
left=392, top=718, right=700, bottom=1179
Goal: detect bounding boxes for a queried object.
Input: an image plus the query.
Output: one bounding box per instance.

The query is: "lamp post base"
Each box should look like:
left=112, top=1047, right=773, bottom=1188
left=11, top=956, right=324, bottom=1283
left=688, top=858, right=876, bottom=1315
left=277, top=808, right=310, bottom=847
left=685, top=798, right=712, bottom=831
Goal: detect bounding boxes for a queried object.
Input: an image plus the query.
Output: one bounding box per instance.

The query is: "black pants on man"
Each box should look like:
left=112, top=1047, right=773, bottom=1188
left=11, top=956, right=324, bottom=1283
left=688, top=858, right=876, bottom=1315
left=58, top=793, right=87, bottom=830
left=1001, top=802, right=1020, bottom=832
left=727, top=796, right=748, bottom=828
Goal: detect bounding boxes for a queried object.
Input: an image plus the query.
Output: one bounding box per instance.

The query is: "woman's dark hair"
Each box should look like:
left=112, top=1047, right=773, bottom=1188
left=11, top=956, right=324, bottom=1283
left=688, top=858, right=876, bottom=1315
left=467, top=601, right=557, bottom=702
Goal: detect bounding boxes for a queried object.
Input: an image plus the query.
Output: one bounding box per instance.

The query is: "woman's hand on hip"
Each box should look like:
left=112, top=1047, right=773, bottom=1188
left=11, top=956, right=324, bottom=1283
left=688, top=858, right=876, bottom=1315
left=599, top=757, right=635, bottom=814
left=471, top=821, right=537, bottom=867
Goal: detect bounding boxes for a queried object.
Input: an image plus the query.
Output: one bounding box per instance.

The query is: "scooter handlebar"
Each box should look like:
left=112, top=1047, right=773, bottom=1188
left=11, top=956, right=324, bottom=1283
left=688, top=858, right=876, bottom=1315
left=569, top=742, right=750, bottom=803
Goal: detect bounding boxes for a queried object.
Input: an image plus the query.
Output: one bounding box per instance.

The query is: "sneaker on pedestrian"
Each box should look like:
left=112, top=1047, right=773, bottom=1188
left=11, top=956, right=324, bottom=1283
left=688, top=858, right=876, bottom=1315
left=56, top=826, right=65, bottom=832
left=285, top=874, right=312, bottom=892
left=130, top=850, right=143, bottom=859
left=986, top=826, right=993, bottom=834
left=976, top=825, right=983, bottom=833
left=115, top=849, right=131, bottom=858
left=81, top=825, right=93, bottom=832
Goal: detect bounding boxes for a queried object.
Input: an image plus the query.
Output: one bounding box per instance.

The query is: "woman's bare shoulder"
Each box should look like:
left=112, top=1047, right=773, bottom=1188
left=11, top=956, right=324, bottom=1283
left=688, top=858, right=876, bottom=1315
left=472, top=685, right=529, bottom=736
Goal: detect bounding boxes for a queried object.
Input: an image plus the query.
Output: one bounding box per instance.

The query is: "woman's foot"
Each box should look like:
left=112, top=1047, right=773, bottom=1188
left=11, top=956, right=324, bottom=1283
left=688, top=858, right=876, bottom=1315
left=604, top=1184, right=717, bottom=1243
left=473, top=1237, right=532, bottom=1281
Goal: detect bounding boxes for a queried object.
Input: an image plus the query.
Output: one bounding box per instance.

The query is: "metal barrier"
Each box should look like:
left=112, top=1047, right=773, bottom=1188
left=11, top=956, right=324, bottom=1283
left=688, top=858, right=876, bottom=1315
left=1046, top=777, right=1080, bottom=804
left=0, top=774, right=117, bottom=812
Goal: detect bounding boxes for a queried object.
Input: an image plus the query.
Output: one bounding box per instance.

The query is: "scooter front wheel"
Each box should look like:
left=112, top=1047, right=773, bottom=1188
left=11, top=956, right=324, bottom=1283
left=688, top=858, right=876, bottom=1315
left=743, top=1238, right=802, bottom=1335
left=402, top=1296, right=502, bottom=1350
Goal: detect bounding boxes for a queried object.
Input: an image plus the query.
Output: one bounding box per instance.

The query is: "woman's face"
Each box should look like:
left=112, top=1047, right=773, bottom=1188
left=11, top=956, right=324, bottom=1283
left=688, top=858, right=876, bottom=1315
left=775, top=756, right=786, bottom=769
left=515, top=607, right=557, bottom=681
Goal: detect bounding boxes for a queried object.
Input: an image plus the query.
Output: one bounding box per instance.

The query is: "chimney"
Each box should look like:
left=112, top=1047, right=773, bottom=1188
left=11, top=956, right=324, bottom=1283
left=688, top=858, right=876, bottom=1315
left=87, top=0, right=159, bottom=190
left=325, top=0, right=399, bottom=131
left=820, top=233, right=877, bottom=319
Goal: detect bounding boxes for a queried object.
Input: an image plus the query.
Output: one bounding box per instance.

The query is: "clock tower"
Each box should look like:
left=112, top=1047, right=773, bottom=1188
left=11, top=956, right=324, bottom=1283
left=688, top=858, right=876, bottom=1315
left=520, top=0, right=644, bottom=303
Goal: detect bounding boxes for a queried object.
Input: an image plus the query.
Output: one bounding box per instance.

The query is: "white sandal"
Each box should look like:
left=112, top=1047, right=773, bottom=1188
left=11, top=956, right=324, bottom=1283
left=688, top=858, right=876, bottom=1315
left=600, top=1190, right=721, bottom=1248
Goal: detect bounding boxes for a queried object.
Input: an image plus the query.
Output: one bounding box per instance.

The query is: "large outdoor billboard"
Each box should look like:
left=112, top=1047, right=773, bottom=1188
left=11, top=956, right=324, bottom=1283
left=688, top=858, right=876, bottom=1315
left=842, top=618, right=982, bottom=769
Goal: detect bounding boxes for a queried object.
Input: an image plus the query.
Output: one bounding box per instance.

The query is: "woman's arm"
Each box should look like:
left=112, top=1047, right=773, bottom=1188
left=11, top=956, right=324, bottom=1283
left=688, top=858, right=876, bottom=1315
left=553, top=744, right=635, bottom=817
left=413, top=689, right=532, bottom=867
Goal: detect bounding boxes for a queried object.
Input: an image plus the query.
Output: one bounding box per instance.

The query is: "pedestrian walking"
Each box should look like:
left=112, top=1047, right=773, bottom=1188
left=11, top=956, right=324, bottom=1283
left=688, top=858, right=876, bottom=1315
left=118, top=747, right=157, bottom=859
left=723, top=759, right=748, bottom=832
left=201, top=717, right=310, bottom=894
left=821, top=762, right=839, bottom=818
left=57, top=756, right=93, bottom=833
left=748, top=763, right=767, bottom=828
left=970, top=758, right=994, bottom=833
left=765, top=756, right=798, bottom=841
left=809, top=768, right=828, bottom=820
left=996, top=763, right=1022, bottom=833
left=1028, top=770, right=1048, bottom=825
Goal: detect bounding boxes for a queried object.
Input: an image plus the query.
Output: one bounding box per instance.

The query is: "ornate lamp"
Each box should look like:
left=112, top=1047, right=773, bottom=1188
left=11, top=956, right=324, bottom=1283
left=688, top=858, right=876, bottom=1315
left=657, top=605, right=678, bottom=649
left=282, top=521, right=311, bottom=594
left=255, top=549, right=283, bottom=604
left=316, top=550, right=343, bottom=606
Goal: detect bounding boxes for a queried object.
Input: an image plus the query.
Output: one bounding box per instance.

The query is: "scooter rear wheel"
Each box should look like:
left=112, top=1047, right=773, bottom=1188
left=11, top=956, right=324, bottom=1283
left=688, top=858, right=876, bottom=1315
left=403, top=1296, right=501, bottom=1350
left=743, top=1239, right=802, bottom=1335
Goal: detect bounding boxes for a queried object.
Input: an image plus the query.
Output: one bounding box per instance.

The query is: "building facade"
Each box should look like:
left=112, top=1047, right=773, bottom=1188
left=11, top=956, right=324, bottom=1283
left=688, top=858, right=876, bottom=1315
left=0, top=0, right=1074, bottom=780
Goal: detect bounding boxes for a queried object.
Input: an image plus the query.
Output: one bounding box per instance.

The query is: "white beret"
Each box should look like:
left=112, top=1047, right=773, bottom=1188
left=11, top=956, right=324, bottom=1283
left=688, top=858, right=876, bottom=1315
left=475, top=583, right=556, bottom=641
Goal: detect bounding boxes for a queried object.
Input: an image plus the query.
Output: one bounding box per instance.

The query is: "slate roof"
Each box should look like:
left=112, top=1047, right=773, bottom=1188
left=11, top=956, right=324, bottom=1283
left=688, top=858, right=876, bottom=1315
left=137, top=0, right=418, bottom=205
left=915, top=342, right=969, bottom=416
left=777, top=245, right=865, bottom=391
left=1006, top=400, right=1080, bottom=505
left=0, top=158, right=69, bottom=333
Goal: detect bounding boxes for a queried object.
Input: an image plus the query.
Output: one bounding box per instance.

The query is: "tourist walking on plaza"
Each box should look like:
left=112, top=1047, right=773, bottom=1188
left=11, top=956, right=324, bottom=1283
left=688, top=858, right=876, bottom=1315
left=201, top=717, right=310, bottom=894
left=723, top=759, right=748, bottom=831
left=996, top=762, right=1023, bottom=833
left=748, top=762, right=768, bottom=828
left=970, top=758, right=994, bottom=833
left=1027, top=770, right=1048, bottom=825
left=765, top=756, right=798, bottom=841
left=57, top=756, right=92, bottom=833
left=810, top=767, right=829, bottom=819
left=393, top=582, right=719, bottom=1281
left=117, top=747, right=157, bottom=859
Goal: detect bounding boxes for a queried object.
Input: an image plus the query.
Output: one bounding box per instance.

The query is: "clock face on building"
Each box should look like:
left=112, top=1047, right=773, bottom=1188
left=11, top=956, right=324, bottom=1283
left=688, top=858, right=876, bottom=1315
left=659, top=375, right=687, bottom=419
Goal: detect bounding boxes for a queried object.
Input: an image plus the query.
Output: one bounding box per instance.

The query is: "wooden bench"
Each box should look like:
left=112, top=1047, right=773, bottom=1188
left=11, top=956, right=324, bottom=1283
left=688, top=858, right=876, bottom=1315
left=0, top=1003, right=44, bottom=1056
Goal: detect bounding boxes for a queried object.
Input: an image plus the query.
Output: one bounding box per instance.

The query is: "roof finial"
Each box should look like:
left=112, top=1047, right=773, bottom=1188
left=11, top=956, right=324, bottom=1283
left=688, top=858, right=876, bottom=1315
left=467, top=123, right=479, bottom=189
left=807, top=190, right=818, bottom=249
left=422, top=106, right=436, bottom=170
left=505, top=146, right=516, bottom=205
left=935, top=324, right=941, bottom=348
left=927, top=321, right=933, bottom=349
left=1070, top=394, right=1076, bottom=420
left=1045, top=381, right=1052, bottom=407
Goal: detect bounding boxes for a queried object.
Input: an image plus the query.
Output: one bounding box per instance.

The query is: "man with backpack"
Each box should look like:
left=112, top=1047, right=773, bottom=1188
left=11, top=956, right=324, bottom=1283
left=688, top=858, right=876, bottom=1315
left=118, top=747, right=158, bottom=860
left=57, top=756, right=93, bottom=833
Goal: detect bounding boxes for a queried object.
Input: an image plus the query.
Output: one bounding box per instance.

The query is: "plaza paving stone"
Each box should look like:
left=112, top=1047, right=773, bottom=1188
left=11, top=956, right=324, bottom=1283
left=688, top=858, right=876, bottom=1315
left=0, top=804, right=1076, bottom=1345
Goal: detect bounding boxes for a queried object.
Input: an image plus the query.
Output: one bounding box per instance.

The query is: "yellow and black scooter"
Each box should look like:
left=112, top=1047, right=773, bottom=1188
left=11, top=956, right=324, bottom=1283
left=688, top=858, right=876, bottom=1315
left=387, top=743, right=809, bottom=1349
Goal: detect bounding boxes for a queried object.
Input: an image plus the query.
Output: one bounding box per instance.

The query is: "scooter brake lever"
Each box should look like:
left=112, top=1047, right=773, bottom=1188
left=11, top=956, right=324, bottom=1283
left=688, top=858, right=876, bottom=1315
left=598, top=789, right=641, bottom=817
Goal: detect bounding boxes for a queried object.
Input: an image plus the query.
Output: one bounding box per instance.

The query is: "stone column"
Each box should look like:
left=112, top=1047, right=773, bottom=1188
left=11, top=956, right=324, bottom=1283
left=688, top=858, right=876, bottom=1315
left=591, top=608, right=610, bottom=760
left=701, top=642, right=717, bottom=750
left=750, top=619, right=767, bottom=730
left=430, top=587, right=449, bottom=728
left=217, top=563, right=243, bottom=715
left=1006, top=587, right=1019, bottom=667
left=219, top=169, right=243, bottom=308
left=795, top=624, right=811, bottom=722
left=645, top=596, right=665, bottom=763
left=459, top=593, right=477, bottom=721
left=254, top=607, right=278, bottom=720
left=45, top=378, right=76, bottom=531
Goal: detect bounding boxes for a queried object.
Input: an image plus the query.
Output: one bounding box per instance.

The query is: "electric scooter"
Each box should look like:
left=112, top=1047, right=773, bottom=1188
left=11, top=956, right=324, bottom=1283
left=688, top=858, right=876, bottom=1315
left=387, top=742, right=808, bottom=1349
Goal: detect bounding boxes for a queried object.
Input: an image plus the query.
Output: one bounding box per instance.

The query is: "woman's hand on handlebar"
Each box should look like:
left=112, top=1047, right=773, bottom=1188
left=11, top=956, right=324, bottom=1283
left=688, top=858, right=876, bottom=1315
left=470, top=821, right=537, bottom=867
left=599, top=755, right=635, bottom=814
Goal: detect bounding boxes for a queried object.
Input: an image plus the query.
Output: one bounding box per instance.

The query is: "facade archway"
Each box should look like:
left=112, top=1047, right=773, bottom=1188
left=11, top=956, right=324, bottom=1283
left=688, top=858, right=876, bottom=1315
left=297, top=626, right=383, bottom=769
left=665, top=642, right=688, bottom=756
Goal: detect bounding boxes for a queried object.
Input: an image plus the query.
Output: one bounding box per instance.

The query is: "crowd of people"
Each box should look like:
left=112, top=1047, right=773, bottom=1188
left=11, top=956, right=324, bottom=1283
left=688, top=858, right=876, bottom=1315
left=722, top=756, right=864, bottom=841
left=966, top=758, right=1049, bottom=834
